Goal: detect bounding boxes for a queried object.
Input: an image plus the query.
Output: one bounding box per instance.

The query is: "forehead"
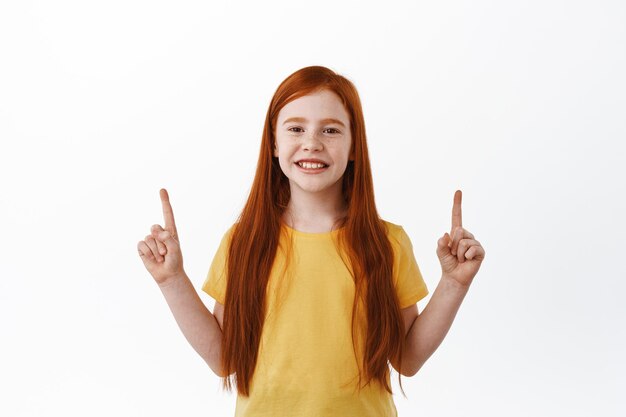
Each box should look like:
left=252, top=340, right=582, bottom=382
left=277, top=90, right=350, bottom=125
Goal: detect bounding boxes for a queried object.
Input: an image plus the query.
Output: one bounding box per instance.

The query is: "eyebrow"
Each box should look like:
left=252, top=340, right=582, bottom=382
left=282, top=117, right=346, bottom=128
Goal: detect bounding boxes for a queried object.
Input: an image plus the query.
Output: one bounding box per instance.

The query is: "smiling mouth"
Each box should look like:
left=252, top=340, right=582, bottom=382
left=296, top=161, right=328, bottom=169
left=294, top=161, right=328, bottom=173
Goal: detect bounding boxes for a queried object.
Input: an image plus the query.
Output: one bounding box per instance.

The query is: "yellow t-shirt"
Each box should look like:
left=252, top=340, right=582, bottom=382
left=202, top=220, right=429, bottom=417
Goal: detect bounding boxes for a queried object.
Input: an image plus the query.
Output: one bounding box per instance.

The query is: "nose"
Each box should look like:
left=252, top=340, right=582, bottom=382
left=302, top=132, right=323, bottom=151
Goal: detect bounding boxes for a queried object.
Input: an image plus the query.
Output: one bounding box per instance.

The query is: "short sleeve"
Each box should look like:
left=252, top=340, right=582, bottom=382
left=201, top=225, right=235, bottom=305
left=389, top=224, right=429, bottom=309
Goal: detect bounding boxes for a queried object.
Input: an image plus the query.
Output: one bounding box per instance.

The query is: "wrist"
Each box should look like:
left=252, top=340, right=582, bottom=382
left=441, top=274, right=472, bottom=292
left=158, top=271, right=187, bottom=289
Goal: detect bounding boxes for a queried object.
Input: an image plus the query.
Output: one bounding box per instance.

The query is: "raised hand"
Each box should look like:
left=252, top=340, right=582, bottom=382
left=137, top=188, right=185, bottom=285
left=435, top=190, right=485, bottom=287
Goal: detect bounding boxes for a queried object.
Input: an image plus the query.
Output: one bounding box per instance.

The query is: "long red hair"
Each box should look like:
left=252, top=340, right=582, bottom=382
left=220, top=65, right=408, bottom=398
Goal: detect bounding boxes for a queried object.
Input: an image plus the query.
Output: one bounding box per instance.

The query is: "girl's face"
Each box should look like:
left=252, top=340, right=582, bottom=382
left=274, top=89, right=353, bottom=198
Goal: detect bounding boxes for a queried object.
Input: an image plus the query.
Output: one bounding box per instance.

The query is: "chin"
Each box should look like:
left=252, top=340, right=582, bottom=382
left=296, top=185, right=331, bottom=194
left=292, top=179, right=343, bottom=195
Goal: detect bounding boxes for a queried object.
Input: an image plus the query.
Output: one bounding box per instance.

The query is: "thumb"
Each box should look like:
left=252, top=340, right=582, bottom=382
left=157, top=230, right=179, bottom=251
left=436, top=232, right=452, bottom=258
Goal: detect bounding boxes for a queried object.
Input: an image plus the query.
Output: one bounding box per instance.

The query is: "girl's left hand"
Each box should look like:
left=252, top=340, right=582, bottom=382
left=436, top=190, right=485, bottom=287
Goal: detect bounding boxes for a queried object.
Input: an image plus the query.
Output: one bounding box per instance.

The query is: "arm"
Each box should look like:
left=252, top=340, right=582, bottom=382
left=403, top=275, right=470, bottom=376
left=402, top=190, right=485, bottom=376
left=158, top=272, right=227, bottom=377
left=138, top=189, right=228, bottom=377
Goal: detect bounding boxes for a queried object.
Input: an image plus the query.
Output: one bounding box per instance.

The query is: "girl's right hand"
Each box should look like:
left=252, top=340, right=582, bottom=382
left=137, top=188, right=185, bottom=286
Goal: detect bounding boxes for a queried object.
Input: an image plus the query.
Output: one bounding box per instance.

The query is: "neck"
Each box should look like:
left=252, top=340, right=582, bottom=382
left=283, top=184, right=347, bottom=233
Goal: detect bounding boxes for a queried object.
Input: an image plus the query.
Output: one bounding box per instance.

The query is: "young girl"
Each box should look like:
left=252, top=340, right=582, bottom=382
left=138, top=65, right=485, bottom=416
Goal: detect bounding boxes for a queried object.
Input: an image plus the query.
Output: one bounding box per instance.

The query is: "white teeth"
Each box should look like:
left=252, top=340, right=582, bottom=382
left=298, top=162, right=326, bottom=169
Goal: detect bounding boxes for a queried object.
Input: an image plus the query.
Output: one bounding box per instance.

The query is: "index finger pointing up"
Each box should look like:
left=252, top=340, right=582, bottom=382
left=451, top=189, right=462, bottom=233
left=160, top=188, right=178, bottom=237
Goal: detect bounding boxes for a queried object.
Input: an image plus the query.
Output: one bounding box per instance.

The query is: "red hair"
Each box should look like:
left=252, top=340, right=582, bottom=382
left=220, top=65, right=408, bottom=398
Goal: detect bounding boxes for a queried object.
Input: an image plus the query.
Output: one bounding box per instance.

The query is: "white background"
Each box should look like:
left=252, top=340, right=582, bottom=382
left=1, top=1, right=625, bottom=416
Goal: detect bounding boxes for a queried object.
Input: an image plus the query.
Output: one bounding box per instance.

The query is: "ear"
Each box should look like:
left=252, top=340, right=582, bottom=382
left=273, top=145, right=279, bottom=157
